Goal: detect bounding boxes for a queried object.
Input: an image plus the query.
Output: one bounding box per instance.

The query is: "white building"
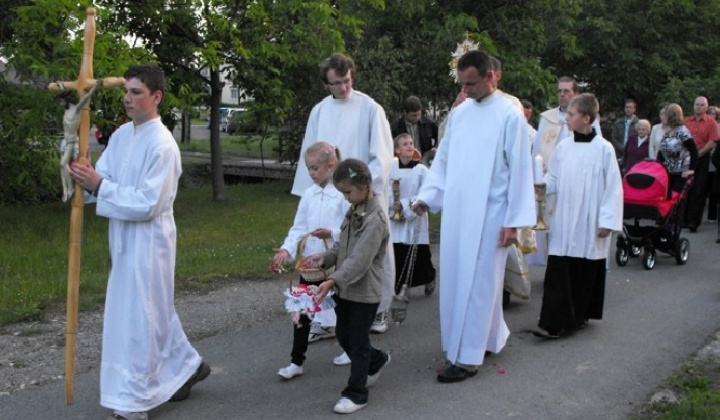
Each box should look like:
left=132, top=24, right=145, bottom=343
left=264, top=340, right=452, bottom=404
left=200, top=64, right=249, bottom=105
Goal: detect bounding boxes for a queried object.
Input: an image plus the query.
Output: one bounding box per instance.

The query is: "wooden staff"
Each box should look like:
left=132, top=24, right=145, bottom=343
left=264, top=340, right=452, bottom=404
left=46, top=7, right=125, bottom=405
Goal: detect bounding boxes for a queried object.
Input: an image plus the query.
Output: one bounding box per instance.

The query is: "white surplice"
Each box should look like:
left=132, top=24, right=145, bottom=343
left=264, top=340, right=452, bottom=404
left=545, top=134, right=624, bottom=259
left=292, top=89, right=396, bottom=311
left=388, top=159, right=430, bottom=245
left=527, top=108, right=602, bottom=266
left=416, top=92, right=536, bottom=366
left=95, top=118, right=201, bottom=412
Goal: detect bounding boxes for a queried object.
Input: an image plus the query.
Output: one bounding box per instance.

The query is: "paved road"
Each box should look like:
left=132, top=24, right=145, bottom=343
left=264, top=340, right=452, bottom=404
left=88, top=123, right=218, bottom=153
left=172, top=123, right=225, bottom=142
left=2, top=227, right=719, bottom=419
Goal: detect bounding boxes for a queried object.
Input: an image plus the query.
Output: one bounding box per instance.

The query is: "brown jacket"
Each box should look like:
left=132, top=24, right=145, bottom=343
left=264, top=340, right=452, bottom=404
left=322, top=196, right=388, bottom=303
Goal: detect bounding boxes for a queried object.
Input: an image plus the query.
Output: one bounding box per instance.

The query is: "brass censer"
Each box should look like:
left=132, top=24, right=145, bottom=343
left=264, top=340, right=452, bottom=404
left=532, top=183, right=548, bottom=231
left=391, top=179, right=405, bottom=221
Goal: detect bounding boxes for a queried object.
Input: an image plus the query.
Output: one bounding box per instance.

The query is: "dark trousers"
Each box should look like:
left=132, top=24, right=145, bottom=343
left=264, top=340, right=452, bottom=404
left=686, top=155, right=710, bottom=227
left=334, top=296, right=386, bottom=404
left=706, top=171, right=718, bottom=220
left=289, top=277, right=322, bottom=366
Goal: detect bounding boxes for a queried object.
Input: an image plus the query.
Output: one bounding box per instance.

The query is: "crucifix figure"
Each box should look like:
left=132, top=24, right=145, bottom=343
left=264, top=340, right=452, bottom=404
left=46, top=6, right=125, bottom=405
left=57, top=79, right=102, bottom=202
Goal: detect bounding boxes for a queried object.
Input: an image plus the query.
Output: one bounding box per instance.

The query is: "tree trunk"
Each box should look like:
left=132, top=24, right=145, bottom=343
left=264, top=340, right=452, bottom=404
left=209, top=69, right=226, bottom=201
left=181, top=111, right=191, bottom=144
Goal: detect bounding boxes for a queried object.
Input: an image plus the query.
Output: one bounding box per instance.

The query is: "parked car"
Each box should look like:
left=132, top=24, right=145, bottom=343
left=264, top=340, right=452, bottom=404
left=207, top=107, right=243, bottom=131
left=226, top=109, right=261, bottom=134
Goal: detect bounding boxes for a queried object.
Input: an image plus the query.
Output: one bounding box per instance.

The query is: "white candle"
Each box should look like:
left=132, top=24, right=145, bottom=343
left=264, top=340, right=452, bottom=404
left=533, top=155, right=544, bottom=184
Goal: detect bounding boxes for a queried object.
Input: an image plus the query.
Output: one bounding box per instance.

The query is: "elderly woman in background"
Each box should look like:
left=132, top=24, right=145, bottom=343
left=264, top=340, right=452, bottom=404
left=624, top=119, right=652, bottom=172
left=655, top=103, right=698, bottom=196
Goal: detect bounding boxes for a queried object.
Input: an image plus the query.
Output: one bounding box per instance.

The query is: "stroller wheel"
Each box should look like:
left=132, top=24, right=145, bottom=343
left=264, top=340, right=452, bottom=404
left=630, top=245, right=642, bottom=257
left=642, top=249, right=656, bottom=270
left=674, top=238, right=690, bottom=265
left=615, top=247, right=629, bottom=267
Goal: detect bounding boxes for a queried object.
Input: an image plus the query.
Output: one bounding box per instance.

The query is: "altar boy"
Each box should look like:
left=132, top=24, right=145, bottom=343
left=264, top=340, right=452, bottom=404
left=533, top=93, right=623, bottom=339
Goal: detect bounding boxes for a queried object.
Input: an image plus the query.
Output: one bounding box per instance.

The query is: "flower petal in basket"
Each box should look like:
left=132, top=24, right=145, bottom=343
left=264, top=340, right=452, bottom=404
left=295, top=235, right=335, bottom=281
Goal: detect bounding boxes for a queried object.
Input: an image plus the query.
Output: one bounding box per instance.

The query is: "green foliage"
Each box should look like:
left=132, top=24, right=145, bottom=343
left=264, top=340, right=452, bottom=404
left=7, top=0, right=720, bottom=190
left=552, top=0, right=720, bottom=118
left=1, top=1, right=149, bottom=205
left=0, top=81, right=63, bottom=205
left=659, top=74, right=720, bottom=113
left=343, top=0, right=575, bottom=123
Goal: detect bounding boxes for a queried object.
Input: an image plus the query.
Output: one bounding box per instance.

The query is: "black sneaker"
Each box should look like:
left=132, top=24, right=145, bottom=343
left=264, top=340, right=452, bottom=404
left=169, top=361, right=211, bottom=402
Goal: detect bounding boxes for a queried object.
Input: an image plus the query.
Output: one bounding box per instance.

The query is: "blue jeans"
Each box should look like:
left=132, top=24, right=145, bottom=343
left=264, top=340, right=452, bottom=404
left=334, top=296, right=386, bottom=404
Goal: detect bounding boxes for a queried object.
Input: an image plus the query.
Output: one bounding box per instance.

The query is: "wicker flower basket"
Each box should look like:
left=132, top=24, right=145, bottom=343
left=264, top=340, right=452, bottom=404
left=295, top=235, right=335, bottom=281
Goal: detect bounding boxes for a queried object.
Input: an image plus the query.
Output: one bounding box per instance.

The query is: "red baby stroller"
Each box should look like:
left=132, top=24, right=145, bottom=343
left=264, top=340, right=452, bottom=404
left=615, top=160, right=692, bottom=270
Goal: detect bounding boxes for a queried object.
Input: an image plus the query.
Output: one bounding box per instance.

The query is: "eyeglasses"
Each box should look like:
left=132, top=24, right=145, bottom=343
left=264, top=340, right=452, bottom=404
left=327, top=78, right=352, bottom=87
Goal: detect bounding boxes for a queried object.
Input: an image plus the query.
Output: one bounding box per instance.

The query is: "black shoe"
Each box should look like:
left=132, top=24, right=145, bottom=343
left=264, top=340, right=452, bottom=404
left=169, top=361, right=211, bottom=402
left=437, top=364, right=478, bottom=383
left=424, top=280, right=436, bottom=296
left=688, top=226, right=698, bottom=233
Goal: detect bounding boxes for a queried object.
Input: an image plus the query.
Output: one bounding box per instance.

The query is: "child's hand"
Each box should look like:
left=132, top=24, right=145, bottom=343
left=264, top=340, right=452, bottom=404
left=411, top=199, right=428, bottom=215
left=314, top=279, right=334, bottom=305
left=301, top=254, right=324, bottom=268
left=681, top=170, right=694, bottom=179
left=598, top=228, right=611, bottom=238
left=309, top=228, right=331, bottom=239
left=272, top=249, right=290, bottom=266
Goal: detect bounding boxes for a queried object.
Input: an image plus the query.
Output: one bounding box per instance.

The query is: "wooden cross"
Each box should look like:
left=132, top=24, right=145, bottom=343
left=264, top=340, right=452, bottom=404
left=46, top=7, right=125, bottom=406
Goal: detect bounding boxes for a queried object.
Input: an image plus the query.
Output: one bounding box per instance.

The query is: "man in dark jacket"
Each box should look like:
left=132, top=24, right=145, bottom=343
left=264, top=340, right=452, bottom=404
left=390, top=96, right=439, bottom=155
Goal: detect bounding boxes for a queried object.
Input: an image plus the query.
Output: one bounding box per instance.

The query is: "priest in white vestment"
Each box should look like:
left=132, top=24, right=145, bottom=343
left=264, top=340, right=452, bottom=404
left=291, top=53, right=395, bottom=344
left=69, top=65, right=208, bottom=420
left=413, top=51, right=535, bottom=383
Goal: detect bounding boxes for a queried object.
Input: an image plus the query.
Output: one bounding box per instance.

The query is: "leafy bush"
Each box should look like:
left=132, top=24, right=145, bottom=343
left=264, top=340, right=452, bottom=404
left=0, top=81, right=64, bottom=205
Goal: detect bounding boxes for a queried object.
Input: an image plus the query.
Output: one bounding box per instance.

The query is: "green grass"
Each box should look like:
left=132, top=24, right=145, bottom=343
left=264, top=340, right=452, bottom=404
left=0, top=173, right=441, bottom=325
left=658, top=389, right=720, bottom=419
left=634, top=360, right=720, bottom=419
left=0, top=178, right=299, bottom=324
left=657, top=361, right=720, bottom=420
left=178, top=133, right=281, bottom=159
